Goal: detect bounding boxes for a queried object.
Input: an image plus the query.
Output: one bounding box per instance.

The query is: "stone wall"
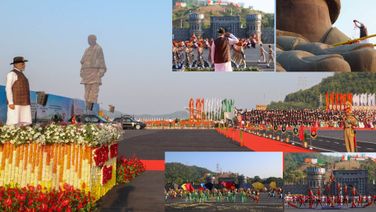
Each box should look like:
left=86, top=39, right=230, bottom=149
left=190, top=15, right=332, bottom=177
left=173, top=28, right=191, bottom=41
left=262, top=27, right=275, bottom=44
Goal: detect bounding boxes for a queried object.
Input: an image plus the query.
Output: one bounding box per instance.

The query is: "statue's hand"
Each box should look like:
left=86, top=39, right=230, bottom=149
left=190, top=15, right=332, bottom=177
left=99, top=69, right=106, bottom=77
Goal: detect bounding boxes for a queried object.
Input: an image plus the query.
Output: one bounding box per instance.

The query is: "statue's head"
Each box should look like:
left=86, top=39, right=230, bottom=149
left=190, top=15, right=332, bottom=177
left=88, top=34, right=97, bottom=46
left=277, top=0, right=341, bottom=42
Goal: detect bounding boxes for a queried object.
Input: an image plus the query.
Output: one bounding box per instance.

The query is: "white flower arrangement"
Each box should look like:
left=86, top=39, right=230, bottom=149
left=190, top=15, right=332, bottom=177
left=0, top=123, right=124, bottom=147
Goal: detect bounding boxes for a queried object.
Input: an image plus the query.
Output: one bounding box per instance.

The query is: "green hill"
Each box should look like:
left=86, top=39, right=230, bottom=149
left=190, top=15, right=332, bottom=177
left=165, top=162, right=216, bottom=186
left=284, top=153, right=340, bottom=183
left=268, top=73, right=376, bottom=110
left=173, top=4, right=274, bottom=29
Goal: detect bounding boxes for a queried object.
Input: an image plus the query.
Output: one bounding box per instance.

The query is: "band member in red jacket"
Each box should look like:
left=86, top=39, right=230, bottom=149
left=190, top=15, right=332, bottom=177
left=343, top=184, right=349, bottom=207
left=351, top=186, right=357, bottom=208
left=308, top=188, right=314, bottom=208
left=316, top=187, right=323, bottom=207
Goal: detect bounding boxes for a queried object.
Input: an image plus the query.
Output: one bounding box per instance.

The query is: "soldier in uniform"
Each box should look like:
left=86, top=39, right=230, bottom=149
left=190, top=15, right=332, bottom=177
left=6, top=57, right=32, bottom=126
left=343, top=101, right=358, bottom=152
left=308, top=187, right=314, bottom=208
left=343, top=184, right=349, bottom=207
left=266, top=44, right=274, bottom=68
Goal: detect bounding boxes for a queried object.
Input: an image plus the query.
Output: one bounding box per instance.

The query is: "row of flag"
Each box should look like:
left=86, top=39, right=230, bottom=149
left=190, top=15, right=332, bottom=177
left=352, top=93, right=376, bottom=106
left=188, top=98, right=235, bottom=121
left=181, top=181, right=238, bottom=191
left=325, top=93, right=376, bottom=110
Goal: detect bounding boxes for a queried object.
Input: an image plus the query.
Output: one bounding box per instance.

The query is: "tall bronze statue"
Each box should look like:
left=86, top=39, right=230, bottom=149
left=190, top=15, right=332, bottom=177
left=80, top=35, right=106, bottom=107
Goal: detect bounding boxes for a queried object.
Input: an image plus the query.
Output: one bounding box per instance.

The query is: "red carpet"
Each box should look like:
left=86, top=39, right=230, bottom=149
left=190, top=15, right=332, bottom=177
left=216, top=128, right=314, bottom=152
left=140, top=160, right=165, bottom=171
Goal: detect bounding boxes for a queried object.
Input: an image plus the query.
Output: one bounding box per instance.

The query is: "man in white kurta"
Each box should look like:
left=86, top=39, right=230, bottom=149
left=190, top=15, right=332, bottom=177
left=6, top=57, right=32, bottom=126
left=211, top=28, right=239, bottom=72
left=80, top=34, right=107, bottom=104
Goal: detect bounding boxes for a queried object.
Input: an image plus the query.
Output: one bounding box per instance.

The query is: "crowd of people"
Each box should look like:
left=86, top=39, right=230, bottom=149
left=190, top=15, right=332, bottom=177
left=238, top=109, right=376, bottom=129
left=165, top=187, right=283, bottom=203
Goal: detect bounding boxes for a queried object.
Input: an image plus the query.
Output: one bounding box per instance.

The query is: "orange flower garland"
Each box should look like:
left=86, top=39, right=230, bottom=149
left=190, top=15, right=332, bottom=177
left=0, top=142, right=118, bottom=201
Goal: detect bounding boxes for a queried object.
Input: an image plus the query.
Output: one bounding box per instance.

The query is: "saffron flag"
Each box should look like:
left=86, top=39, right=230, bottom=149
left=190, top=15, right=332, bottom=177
left=299, top=125, right=305, bottom=141
left=181, top=183, right=194, bottom=192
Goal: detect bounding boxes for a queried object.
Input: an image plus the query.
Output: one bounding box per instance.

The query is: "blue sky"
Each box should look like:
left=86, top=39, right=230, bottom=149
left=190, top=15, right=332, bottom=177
left=165, top=152, right=283, bottom=178
left=0, top=0, right=331, bottom=115
left=335, top=0, right=376, bottom=43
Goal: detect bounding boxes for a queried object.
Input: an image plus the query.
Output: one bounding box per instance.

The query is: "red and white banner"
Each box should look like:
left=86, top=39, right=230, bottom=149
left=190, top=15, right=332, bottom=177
left=325, top=92, right=353, bottom=111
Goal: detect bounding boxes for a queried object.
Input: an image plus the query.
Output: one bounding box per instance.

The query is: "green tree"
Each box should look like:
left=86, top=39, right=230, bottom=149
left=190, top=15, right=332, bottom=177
left=268, top=73, right=376, bottom=109
left=360, top=159, right=376, bottom=183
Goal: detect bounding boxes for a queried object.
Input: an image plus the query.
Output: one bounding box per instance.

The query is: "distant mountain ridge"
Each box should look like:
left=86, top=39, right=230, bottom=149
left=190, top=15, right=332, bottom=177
left=133, top=111, right=189, bottom=120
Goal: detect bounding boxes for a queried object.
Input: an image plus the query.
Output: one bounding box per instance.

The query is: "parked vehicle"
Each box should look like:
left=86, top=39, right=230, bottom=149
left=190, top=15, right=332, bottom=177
left=69, top=114, right=108, bottom=124
left=113, top=116, right=146, bottom=130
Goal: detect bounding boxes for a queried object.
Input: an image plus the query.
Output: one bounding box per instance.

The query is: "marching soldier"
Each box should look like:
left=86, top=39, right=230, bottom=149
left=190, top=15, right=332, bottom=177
left=344, top=184, right=349, bottom=207
left=308, top=187, right=314, bottom=208
left=343, top=101, right=358, bottom=152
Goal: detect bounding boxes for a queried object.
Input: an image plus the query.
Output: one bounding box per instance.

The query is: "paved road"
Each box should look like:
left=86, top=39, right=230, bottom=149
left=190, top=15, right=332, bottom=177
left=166, top=193, right=283, bottom=204
left=97, top=171, right=165, bottom=212
left=258, top=130, right=376, bottom=152
left=173, top=46, right=275, bottom=72
left=166, top=202, right=283, bottom=212
left=119, top=129, right=250, bottom=160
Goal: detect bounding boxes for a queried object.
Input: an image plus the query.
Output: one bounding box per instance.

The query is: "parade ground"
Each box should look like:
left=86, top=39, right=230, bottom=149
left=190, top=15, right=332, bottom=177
left=285, top=206, right=376, bottom=212
left=174, top=45, right=275, bottom=72
left=165, top=193, right=283, bottom=212
left=97, top=171, right=165, bottom=212
left=206, top=46, right=275, bottom=72
left=97, top=130, right=249, bottom=211
left=116, top=128, right=376, bottom=160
